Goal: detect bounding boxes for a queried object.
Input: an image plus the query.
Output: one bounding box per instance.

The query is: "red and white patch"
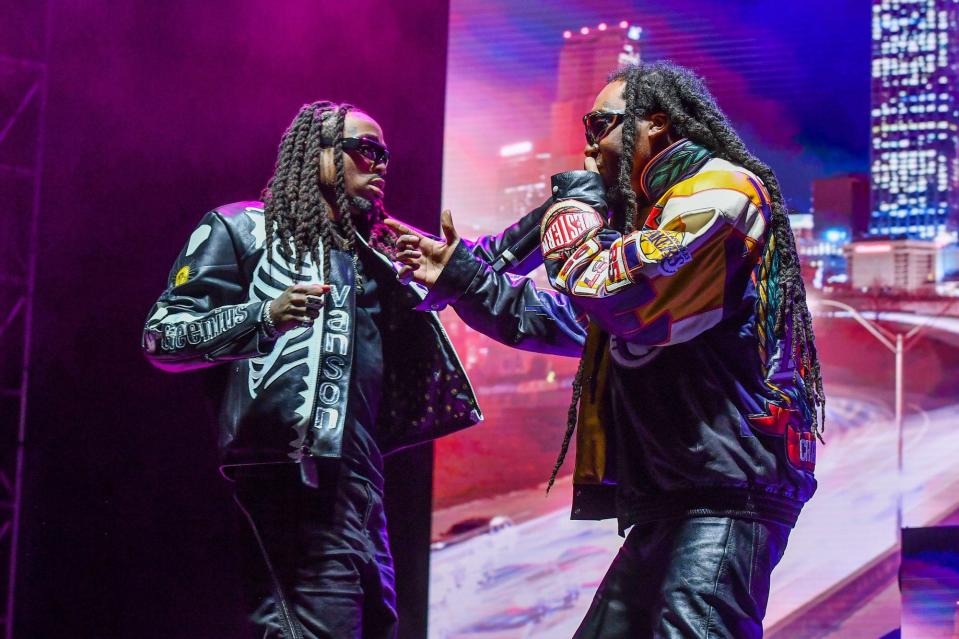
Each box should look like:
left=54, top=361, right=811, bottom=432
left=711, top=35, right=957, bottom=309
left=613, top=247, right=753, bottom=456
left=571, top=255, right=609, bottom=296
left=556, top=237, right=600, bottom=289
left=748, top=401, right=815, bottom=472
left=787, top=424, right=816, bottom=471
left=541, top=201, right=604, bottom=260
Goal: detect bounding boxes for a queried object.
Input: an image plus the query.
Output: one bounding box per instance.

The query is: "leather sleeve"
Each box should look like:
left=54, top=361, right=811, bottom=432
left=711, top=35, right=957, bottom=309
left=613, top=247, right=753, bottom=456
left=142, top=211, right=270, bottom=371
left=420, top=240, right=586, bottom=357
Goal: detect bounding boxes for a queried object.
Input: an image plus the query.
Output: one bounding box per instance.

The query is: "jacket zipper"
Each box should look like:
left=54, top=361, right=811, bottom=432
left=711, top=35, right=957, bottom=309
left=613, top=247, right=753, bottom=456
left=203, top=321, right=259, bottom=362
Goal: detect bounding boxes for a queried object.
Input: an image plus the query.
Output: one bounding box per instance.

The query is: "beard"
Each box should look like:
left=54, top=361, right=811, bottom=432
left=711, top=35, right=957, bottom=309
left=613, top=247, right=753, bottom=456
left=318, top=181, right=375, bottom=216
left=345, top=194, right=377, bottom=240
left=605, top=183, right=630, bottom=231
left=349, top=194, right=374, bottom=213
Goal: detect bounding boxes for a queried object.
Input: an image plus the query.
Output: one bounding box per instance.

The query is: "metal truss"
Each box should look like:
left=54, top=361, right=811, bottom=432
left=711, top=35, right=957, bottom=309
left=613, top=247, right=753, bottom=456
left=0, top=2, right=49, bottom=637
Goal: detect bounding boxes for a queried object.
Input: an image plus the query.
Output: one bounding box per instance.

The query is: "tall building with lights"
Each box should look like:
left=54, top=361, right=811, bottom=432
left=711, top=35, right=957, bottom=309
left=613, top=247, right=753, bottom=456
left=550, top=21, right=641, bottom=164
left=870, top=0, right=959, bottom=239
left=491, top=22, right=640, bottom=247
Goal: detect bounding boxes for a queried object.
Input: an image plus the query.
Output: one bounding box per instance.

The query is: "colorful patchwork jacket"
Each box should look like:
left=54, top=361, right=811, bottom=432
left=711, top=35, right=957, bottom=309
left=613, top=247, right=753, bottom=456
left=425, top=139, right=818, bottom=530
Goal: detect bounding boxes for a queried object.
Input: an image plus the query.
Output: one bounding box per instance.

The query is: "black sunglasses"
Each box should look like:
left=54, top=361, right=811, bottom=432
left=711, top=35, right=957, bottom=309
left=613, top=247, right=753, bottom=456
left=342, top=137, right=390, bottom=167
left=583, top=109, right=626, bottom=146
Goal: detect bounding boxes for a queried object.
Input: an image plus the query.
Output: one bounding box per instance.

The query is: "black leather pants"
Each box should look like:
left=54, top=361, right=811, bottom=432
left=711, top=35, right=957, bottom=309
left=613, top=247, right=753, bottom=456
left=574, top=516, right=790, bottom=639
left=233, top=467, right=397, bottom=639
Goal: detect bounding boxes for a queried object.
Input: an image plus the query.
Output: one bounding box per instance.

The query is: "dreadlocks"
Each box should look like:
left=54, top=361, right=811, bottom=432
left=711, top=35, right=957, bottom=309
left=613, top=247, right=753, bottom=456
left=262, top=101, right=396, bottom=282
left=547, top=61, right=826, bottom=492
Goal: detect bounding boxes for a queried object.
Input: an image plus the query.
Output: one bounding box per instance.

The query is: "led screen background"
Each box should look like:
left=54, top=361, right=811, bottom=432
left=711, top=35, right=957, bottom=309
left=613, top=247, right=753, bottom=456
left=430, top=2, right=959, bottom=638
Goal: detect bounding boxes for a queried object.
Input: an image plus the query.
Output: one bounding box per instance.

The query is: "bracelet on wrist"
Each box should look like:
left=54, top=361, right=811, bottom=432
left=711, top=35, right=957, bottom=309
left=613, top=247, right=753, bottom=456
left=261, top=300, right=280, bottom=339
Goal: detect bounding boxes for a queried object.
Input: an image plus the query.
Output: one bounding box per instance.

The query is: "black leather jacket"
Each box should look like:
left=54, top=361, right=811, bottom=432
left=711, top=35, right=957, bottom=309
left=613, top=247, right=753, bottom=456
left=142, top=201, right=546, bottom=479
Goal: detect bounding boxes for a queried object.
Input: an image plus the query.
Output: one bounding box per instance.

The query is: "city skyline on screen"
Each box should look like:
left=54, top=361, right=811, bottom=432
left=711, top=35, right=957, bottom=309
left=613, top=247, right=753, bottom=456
left=443, top=0, right=871, bottom=235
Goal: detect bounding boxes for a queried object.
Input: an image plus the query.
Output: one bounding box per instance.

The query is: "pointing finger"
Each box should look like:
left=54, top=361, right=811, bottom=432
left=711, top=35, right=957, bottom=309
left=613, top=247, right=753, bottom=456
left=385, top=217, right=413, bottom=236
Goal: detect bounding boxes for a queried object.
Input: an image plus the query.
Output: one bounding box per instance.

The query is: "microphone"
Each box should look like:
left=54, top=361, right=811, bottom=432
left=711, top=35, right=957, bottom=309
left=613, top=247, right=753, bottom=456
left=488, top=199, right=552, bottom=275
left=489, top=170, right=608, bottom=274
left=490, top=223, right=542, bottom=274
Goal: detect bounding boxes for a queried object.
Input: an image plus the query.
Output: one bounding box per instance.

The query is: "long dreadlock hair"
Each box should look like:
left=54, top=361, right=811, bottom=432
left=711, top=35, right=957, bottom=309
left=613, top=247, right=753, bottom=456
left=547, top=61, right=825, bottom=491
left=261, top=101, right=396, bottom=282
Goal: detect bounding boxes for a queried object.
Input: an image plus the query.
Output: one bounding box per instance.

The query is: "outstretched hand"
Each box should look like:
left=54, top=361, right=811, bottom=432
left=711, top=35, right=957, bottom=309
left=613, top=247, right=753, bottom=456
left=384, top=210, right=460, bottom=288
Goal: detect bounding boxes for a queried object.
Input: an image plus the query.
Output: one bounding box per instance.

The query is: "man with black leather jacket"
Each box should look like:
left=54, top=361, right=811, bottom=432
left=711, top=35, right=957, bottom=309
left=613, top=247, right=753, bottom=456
left=142, top=102, right=543, bottom=639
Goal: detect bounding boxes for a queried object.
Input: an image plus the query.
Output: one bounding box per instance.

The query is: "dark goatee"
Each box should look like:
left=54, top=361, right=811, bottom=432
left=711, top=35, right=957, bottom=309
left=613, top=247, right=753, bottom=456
left=346, top=196, right=377, bottom=240
left=350, top=195, right=374, bottom=213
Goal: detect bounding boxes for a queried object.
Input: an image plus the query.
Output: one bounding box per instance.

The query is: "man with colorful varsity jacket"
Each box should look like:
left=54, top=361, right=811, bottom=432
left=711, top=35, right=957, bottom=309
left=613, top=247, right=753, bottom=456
left=388, top=62, right=825, bottom=638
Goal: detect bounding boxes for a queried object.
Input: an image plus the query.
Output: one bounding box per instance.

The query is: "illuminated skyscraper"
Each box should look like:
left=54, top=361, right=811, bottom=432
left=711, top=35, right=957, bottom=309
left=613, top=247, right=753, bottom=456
left=495, top=22, right=642, bottom=228
left=870, top=0, right=959, bottom=239
left=550, top=21, right=641, bottom=163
